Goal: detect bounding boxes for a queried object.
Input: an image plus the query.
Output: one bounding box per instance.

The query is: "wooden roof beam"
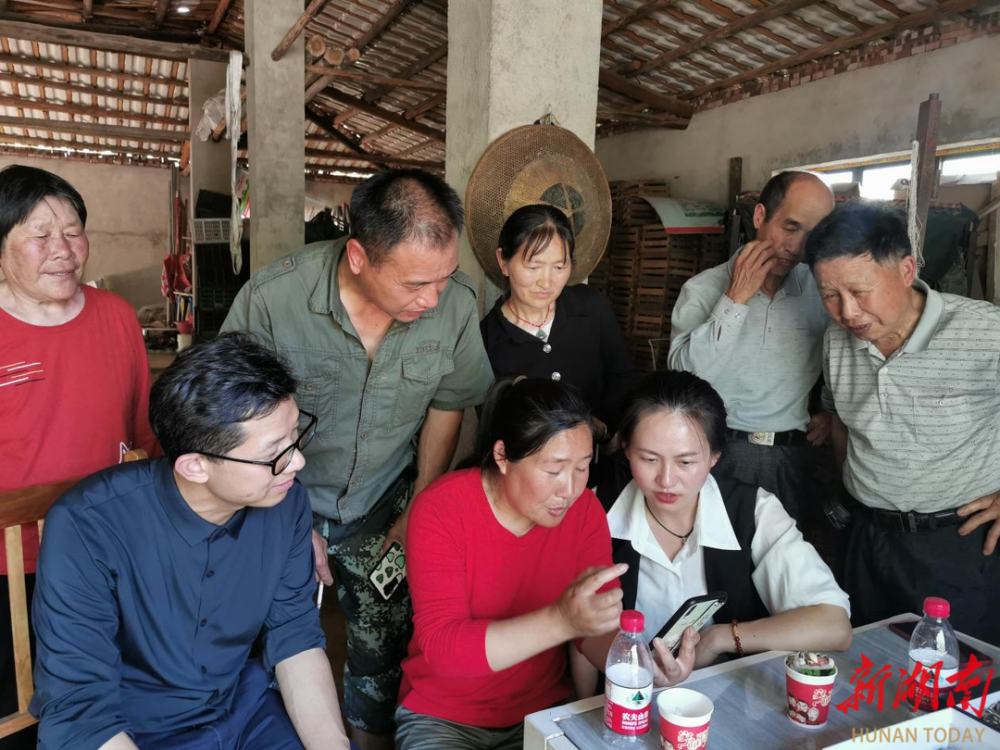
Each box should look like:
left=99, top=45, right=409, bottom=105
left=304, top=144, right=442, bottom=169
left=0, top=132, right=180, bottom=159
left=316, top=87, right=445, bottom=142
left=82, top=0, right=93, bottom=20
left=0, top=18, right=230, bottom=62
left=305, top=105, right=387, bottom=170
left=817, top=1, right=870, bottom=30
left=352, top=0, right=419, bottom=50
left=364, top=40, right=446, bottom=104
left=866, top=0, right=908, bottom=18
left=304, top=65, right=444, bottom=91
left=0, top=115, right=188, bottom=144
left=598, top=69, right=694, bottom=119
left=206, top=0, right=234, bottom=35
left=153, top=0, right=170, bottom=29
left=681, top=0, right=982, bottom=99
left=602, top=0, right=681, bottom=38
left=0, top=72, right=188, bottom=107
left=627, top=0, right=819, bottom=76
left=402, top=92, right=444, bottom=120
left=0, top=53, right=187, bottom=87
left=272, top=0, right=331, bottom=62
left=0, top=95, right=188, bottom=126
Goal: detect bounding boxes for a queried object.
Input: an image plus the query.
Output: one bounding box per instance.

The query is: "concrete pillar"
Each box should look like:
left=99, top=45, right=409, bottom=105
left=446, top=0, right=604, bottom=308
left=245, top=0, right=305, bottom=270
left=187, top=59, right=230, bottom=206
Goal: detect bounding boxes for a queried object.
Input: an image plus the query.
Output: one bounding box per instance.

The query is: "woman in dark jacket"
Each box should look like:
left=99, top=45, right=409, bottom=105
left=480, top=204, right=636, bottom=441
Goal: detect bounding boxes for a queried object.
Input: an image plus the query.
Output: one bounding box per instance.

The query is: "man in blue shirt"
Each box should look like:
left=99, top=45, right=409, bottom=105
left=30, top=333, right=352, bottom=750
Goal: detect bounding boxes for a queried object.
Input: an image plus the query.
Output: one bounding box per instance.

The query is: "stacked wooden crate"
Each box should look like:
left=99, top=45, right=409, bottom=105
left=590, top=180, right=730, bottom=372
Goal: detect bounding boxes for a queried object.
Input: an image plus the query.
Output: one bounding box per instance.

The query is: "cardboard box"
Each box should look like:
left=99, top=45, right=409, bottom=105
left=826, top=708, right=1000, bottom=749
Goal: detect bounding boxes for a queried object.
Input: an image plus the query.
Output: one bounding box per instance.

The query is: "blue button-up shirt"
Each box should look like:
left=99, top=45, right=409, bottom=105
left=30, top=458, right=325, bottom=750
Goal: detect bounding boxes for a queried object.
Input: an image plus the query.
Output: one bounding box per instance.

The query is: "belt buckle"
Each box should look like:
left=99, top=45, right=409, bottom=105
left=900, top=512, right=918, bottom=533
left=748, top=431, right=775, bottom=446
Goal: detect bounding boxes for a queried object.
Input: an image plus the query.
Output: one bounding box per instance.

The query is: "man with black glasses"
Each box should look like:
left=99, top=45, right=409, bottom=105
left=30, top=333, right=353, bottom=750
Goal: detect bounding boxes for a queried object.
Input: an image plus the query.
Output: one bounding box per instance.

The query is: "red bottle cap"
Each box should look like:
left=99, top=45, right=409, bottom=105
left=923, top=597, right=950, bottom=618
left=621, top=610, right=645, bottom=633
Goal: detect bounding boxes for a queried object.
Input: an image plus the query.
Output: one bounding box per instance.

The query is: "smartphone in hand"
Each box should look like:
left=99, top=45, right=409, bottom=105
left=651, top=592, right=728, bottom=652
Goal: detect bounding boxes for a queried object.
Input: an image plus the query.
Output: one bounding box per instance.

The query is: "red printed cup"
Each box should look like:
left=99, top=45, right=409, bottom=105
left=785, top=660, right=837, bottom=728
left=657, top=688, right=714, bottom=750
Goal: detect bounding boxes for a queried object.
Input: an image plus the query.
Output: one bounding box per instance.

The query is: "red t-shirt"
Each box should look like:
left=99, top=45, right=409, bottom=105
left=0, top=286, right=157, bottom=573
left=399, top=467, right=614, bottom=728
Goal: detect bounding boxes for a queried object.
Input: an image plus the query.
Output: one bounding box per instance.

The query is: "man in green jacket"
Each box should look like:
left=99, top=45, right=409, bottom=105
left=222, top=169, right=492, bottom=750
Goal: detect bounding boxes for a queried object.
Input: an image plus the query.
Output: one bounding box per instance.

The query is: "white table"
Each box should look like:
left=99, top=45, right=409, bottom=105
left=523, top=615, right=999, bottom=749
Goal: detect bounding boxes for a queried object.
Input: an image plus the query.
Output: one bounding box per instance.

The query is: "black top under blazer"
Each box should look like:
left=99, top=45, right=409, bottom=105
left=480, top=284, right=637, bottom=433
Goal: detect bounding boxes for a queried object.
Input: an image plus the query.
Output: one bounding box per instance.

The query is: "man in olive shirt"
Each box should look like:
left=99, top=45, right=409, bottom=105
left=222, top=169, right=492, bottom=749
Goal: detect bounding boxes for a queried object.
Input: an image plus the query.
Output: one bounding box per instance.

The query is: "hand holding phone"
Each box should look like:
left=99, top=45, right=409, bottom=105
left=651, top=592, right=728, bottom=653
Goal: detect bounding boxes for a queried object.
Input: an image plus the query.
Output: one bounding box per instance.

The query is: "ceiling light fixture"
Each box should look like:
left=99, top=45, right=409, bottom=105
left=176, top=6, right=191, bottom=13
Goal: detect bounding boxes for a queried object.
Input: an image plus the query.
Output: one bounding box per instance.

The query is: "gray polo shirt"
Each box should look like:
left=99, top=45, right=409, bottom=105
left=222, top=239, right=493, bottom=523
left=668, top=253, right=829, bottom=433
left=822, top=279, right=1000, bottom=513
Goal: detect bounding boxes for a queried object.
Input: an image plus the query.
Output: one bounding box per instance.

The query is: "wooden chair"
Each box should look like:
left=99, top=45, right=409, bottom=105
left=0, top=449, right=147, bottom=739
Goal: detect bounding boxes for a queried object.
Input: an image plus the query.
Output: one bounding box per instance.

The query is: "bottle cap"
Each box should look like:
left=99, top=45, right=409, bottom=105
left=923, top=597, right=950, bottom=618
left=621, top=610, right=644, bottom=633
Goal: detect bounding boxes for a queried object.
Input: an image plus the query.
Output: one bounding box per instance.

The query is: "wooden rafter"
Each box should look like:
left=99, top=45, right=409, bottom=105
left=615, top=13, right=752, bottom=75
left=353, top=0, right=419, bottom=50
left=655, top=5, right=781, bottom=64
left=153, top=0, right=170, bottom=29
left=305, top=105, right=383, bottom=165
left=598, top=70, right=693, bottom=119
left=707, top=0, right=833, bottom=43
left=304, top=65, right=445, bottom=91
left=272, top=0, right=331, bottom=62
left=0, top=115, right=188, bottom=144
left=364, top=40, right=446, bottom=103
left=0, top=19, right=229, bottom=62
left=0, top=95, right=187, bottom=126
left=317, top=87, right=445, bottom=143
left=0, top=72, right=187, bottom=107
left=0, top=132, right=179, bottom=159
left=0, top=52, right=187, bottom=87
left=206, top=0, right=234, bottom=35
left=817, top=1, right=870, bottom=30
left=626, top=0, right=819, bottom=76
left=403, top=92, right=444, bottom=121
left=602, top=0, right=680, bottom=38
left=304, top=143, right=442, bottom=169
left=82, top=0, right=93, bottom=21
left=680, top=0, right=983, bottom=99
left=866, top=0, right=908, bottom=18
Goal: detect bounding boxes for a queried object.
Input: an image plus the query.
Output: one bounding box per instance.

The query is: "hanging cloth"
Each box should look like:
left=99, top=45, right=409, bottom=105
left=227, top=50, right=244, bottom=274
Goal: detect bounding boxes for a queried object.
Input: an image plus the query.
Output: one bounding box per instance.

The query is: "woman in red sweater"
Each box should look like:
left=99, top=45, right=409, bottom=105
left=396, top=377, right=693, bottom=750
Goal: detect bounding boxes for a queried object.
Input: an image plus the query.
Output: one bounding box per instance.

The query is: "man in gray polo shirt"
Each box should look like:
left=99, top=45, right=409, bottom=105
left=669, top=171, right=835, bottom=522
left=807, top=202, right=1000, bottom=642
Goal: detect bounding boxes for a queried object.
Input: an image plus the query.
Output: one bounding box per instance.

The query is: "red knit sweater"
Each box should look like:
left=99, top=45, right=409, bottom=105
left=399, top=467, right=614, bottom=727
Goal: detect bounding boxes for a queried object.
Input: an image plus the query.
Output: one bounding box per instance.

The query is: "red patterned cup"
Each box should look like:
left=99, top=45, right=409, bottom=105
left=785, top=659, right=837, bottom=728
left=657, top=688, right=714, bottom=750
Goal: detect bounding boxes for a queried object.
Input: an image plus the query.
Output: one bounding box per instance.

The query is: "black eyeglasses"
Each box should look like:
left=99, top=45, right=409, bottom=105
left=194, top=410, right=318, bottom=476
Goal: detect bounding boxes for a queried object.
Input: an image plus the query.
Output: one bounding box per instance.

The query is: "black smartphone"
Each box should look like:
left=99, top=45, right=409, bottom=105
left=888, top=620, right=994, bottom=670
left=650, top=592, right=728, bottom=652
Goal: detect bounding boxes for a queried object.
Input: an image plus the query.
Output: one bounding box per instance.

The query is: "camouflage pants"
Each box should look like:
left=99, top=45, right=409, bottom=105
left=315, top=473, right=414, bottom=737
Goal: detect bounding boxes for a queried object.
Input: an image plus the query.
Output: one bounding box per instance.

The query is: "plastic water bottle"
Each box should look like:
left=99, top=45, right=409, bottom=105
left=907, top=597, right=960, bottom=711
left=604, top=610, right=655, bottom=745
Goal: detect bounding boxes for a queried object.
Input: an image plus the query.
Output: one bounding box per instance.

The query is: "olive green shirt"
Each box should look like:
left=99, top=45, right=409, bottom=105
left=221, top=238, right=492, bottom=523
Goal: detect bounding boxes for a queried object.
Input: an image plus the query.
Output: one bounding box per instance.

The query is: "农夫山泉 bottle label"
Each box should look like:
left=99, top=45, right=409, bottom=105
left=604, top=678, right=653, bottom=735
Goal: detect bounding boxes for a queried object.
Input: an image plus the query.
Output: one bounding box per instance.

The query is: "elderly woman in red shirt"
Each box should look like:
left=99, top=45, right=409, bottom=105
left=395, top=377, right=696, bottom=750
left=0, top=165, right=157, bottom=748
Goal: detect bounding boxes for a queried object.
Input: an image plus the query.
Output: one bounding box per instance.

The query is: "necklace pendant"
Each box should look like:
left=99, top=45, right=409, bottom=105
left=535, top=329, right=547, bottom=341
